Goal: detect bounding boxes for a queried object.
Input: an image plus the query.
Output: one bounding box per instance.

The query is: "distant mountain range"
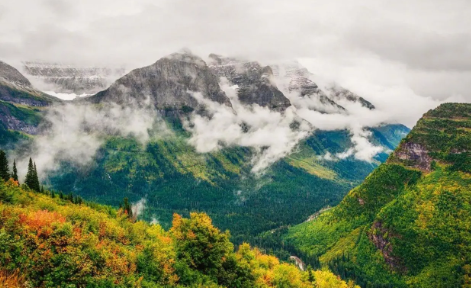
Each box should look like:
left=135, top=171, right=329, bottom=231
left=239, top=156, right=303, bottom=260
left=0, top=52, right=409, bottom=246
left=22, top=61, right=126, bottom=97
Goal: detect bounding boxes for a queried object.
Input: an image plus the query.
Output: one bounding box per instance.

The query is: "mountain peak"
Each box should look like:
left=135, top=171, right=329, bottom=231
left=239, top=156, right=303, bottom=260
left=89, top=52, right=231, bottom=113
left=389, top=102, right=471, bottom=171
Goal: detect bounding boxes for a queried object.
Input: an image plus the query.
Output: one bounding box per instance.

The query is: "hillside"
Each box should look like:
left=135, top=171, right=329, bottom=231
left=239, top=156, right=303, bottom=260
left=45, top=122, right=408, bottom=245
left=0, top=178, right=357, bottom=287
left=0, top=61, right=61, bottom=149
left=284, top=103, right=471, bottom=287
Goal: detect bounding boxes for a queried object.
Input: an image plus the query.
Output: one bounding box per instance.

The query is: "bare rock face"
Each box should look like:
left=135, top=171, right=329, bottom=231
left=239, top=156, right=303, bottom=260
left=208, top=54, right=291, bottom=111
left=271, top=62, right=375, bottom=111
left=23, top=61, right=126, bottom=95
left=326, top=85, right=375, bottom=110
left=369, top=221, right=404, bottom=272
left=394, top=142, right=433, bottom=171
left=90, top=52, right=231, bottom=113
left=0, top=104, right=39, bottom=134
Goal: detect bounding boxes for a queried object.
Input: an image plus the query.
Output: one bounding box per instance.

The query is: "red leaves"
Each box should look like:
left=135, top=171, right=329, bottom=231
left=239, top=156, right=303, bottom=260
left=19, top=210, right=66, bottom=231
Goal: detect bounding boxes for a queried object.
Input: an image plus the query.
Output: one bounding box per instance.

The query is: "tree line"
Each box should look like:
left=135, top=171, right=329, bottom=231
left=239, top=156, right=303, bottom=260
left=0, top=149, right=40, bottom=192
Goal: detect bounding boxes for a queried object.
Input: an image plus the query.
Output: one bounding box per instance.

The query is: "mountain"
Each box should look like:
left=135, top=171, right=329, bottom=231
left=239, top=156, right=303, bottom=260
left=90, top=52, right=231, bottom=113
left=22, top=61, right=126, bottom=96
left=0, top=54, right=409, bottom=251
left=45, top=52, right=409, bottom=245
left=283, top=103, right=471, bottom=287
left=0, top=179, right=357, bottom=287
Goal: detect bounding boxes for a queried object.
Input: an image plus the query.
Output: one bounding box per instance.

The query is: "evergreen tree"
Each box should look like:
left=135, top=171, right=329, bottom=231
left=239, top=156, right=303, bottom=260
left=25, top=158, right=34, bottom=189
left=25, top=158, right=40, bottom=191
left=12, top=160, right=18, bottom=182
left=0, top=150, right=9, bottom=181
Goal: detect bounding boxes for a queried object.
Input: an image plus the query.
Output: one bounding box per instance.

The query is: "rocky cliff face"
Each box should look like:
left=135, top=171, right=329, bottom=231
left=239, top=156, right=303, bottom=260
left=271, top=62, right=345, bottom=112
left=325, top=85, right=375, bottom=110
left=84, top=52, right=378, bottom=117
left=23, top=62, right=125, bottom=95
left=89, top=52, right=231, bottom=112
left=393, top=142, right=432, bottom=171
left=0, top=103, right=39, bottom=134
left=208, top=54, right=291, bottom=111
left=271, top=61, right=374, bottom=111
left=368, top=221, right=403, bottom=271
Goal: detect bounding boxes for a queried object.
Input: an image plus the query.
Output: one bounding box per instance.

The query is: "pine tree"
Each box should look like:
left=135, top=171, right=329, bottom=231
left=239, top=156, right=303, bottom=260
left=25, top=158, right=34, bottom=189
left=12, top=160, right=18, bottom=182
left=25, top=158, right=40, bottom=191
left=0, top=150, right=9, bottom=181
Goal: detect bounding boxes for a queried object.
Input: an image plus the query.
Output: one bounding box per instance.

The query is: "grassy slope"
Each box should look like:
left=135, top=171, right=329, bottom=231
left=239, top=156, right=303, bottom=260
left=0, top=101, right=43, bottom=149
left=0, top=80, right=59, bottom=106
left=284, top=103, right=471, bottom=287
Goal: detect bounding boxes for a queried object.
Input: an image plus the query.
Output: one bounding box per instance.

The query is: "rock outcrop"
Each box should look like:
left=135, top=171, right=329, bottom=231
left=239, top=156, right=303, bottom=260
left=208, top=54, right=291, bottom=111
left=393, top=142, right=433, bottom=171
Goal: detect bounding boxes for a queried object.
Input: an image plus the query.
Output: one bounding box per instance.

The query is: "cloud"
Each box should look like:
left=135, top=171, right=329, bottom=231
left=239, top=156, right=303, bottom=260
left=185, top=83, right=311, bottom=173
left=185, top=76, right=391, bottom=172
left=2, top=0, right=470, bottom=174
left=1, top=0, right=469, bottom=128
left=132, top=198, right=147, bottom=218
left=14, top=100, right=170, bottom=179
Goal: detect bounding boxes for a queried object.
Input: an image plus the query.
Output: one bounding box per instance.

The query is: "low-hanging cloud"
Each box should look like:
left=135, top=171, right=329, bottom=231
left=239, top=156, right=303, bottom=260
left=132, top=198, right=147, bottom=218
left=15, top=100, right=170, bottom=179
left=2, top=0, right=470, bottom=128
left=184, top=76, right=392, bottom=172
left=185, top=82, right=311, bottom=173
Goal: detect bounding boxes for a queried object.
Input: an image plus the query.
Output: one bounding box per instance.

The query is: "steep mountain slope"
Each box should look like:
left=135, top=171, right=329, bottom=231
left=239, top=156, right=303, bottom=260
left=0, top=61, right=60, bottom=148
left=90, top=53, right=231, bottom=112
left=208, top=54, right=291, bottom=111
left=270, top=61, right=374, bottom=111
left=0, top=179, right=356, bottom=287
left=284, top=103, right=471, bottom=287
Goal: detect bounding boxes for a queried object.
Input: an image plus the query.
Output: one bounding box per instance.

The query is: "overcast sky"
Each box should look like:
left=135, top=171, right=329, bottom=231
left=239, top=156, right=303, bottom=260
left=1, top=0, right=470, bottom=126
